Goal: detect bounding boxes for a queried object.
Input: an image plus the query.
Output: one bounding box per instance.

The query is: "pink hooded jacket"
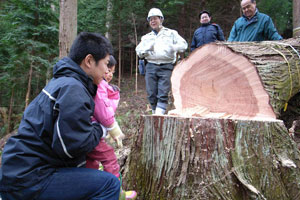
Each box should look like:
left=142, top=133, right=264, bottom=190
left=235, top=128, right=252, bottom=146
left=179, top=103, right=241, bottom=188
left=93, top=79, right=120, bottom=127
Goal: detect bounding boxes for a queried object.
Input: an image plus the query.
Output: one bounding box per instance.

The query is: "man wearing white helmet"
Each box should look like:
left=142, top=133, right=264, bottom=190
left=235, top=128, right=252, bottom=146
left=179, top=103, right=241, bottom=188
left=136, top=8, right=188, bottom=115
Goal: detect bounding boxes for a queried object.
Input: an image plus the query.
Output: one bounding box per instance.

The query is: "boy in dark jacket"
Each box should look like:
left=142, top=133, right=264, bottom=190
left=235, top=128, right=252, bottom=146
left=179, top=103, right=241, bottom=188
left=0, top=32, right=121, bottom=200
left=191, top=10, right=225, bottom=52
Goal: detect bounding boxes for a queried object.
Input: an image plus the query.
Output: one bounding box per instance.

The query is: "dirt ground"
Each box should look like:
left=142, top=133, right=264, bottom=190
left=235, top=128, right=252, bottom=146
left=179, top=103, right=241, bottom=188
left=110, top=74, right=150, bottom=172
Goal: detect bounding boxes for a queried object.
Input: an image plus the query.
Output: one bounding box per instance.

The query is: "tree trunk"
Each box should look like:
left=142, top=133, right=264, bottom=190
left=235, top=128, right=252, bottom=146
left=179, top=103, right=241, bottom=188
left=7, top=88, right=14, bottom=134
left=125, top=116, right=300, bottom=200
left=171, top=38, right=300, bottom=119
left=294, top=0, right=300, bottom=37
left=118, top=23, right=122, bottom=88
left=59, top=0, right=77, bottom=59
left=105, top=0, right=113, bottom=41
left=124, top=39, right=300, bottom=199
left=25, top=62, right=33, bottom=108
left=130, top=50, right=133, bottom=77
left=132, top=12, right=138, bottom=94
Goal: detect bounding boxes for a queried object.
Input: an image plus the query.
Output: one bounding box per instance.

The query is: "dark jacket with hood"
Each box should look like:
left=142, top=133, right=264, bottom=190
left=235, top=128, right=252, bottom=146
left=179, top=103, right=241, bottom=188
left=191, top=23, right=225, bottom=52
left=0, top=57, right=103, bottom=197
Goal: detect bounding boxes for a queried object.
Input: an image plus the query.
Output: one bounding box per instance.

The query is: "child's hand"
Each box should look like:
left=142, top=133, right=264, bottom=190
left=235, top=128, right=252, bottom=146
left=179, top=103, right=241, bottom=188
left=107, top=122, right=125, bottom=148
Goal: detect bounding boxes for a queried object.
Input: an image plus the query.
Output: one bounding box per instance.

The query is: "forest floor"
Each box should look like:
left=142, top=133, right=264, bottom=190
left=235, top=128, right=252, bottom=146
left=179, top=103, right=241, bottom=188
left=109, top=74, right=150, bottom=174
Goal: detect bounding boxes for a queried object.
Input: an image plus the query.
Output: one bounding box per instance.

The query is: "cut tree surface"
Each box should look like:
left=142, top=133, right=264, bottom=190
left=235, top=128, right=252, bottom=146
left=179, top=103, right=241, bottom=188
left=171, top=38, right=300, bottom=119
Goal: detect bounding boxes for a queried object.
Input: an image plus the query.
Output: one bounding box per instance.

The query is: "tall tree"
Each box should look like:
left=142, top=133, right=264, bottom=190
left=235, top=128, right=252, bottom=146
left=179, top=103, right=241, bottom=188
left=59, top=0, right=77, bottom=58
left=294, top=0, right=300, bottom=37
left=0, top=0, right=58, bottom=135
left=105, top=0, right=113, bottom=41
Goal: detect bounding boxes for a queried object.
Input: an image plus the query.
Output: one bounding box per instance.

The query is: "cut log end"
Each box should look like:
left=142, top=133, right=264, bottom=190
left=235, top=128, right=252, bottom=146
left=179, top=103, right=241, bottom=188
left=171, top=44, right=276, bottom=119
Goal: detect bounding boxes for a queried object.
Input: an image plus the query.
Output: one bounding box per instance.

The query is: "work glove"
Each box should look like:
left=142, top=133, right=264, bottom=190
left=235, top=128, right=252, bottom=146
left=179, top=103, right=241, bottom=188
left=106, top=122, right=125, bottom=148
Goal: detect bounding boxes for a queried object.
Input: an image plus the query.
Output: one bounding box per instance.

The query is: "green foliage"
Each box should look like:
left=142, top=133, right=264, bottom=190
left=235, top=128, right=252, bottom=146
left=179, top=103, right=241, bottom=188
left=78, top=0, right=107, bottom=34
left=257, top=0, right=292, bottom=36
left=0, top=0, right=59, bottom=133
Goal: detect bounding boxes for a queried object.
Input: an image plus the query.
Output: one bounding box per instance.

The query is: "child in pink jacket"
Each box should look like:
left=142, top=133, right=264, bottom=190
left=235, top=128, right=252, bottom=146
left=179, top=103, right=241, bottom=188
left=86, top=55, right=137, bottom=200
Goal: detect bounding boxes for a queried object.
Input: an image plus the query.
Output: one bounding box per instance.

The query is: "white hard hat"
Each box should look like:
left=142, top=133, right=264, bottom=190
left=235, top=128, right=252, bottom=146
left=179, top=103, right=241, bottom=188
left=147, top=8, right=164, bottom=21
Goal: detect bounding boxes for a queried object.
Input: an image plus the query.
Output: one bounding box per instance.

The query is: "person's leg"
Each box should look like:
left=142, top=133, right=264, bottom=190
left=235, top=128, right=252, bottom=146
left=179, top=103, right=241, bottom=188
left=145, top=63, right=158, bottom=112
left=86, top=157, right=100, bottom=169
left=156, top=64, right=173, bottom=114
left=94, top=138, right=120, bottom=177
left=37, top=167, right=120, bottom=200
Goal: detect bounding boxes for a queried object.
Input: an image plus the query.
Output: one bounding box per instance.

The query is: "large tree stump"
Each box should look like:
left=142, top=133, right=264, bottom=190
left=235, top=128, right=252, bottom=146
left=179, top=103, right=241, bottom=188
left=125, top=38, right=300, bottom=199
left=125, top=116, right=300, bottom=199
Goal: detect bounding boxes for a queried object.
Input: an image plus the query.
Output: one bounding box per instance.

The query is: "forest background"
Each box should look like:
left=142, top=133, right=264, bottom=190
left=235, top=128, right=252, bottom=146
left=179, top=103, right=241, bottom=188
left=0, top=0, right=294, bottom=137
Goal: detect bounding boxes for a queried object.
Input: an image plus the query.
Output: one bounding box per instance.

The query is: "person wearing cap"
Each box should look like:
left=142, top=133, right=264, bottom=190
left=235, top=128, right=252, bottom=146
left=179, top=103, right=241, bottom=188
left=228, top=0, right=282, bottom=41
left=136, top=8, right=188, bottom=115
left=190, top=10, right=225, bottom=52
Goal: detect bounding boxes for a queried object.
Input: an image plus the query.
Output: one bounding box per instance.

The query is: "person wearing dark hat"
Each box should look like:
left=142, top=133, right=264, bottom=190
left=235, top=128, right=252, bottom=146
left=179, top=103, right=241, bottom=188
left=190, top=10, right=225, bottom=52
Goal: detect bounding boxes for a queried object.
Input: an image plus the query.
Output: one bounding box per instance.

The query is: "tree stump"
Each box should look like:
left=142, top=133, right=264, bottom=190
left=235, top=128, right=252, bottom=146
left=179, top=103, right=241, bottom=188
left=125, top=38, right=300, bottom=199
left=125, top=116, right=300, bottom=199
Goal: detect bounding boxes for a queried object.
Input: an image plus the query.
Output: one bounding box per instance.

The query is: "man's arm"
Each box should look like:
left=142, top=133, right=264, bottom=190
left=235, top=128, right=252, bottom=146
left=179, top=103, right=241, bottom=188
left=216, top=25, right=225, bottom=41
left=52, top=84, right=102, bottom=160
left=172, top=30, right=188, bottom=53
left=135, top=34, right=155, bottom=58
left=264, top=16, right=283, bottom=41
left=190, top=32, right=197, bottom=52
left=228, top=22, right=238, bottom=42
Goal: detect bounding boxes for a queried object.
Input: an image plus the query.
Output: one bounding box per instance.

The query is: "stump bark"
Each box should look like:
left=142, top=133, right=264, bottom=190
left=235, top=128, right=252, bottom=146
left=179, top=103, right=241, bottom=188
left=125, top=38, right=300, bottom=200
left=125, top=116, right=300, bottom=199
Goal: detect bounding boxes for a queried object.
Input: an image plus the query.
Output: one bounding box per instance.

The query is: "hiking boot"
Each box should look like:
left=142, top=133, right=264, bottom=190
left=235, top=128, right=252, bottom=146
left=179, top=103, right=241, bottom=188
left=119, top=190, right=137, bottom=200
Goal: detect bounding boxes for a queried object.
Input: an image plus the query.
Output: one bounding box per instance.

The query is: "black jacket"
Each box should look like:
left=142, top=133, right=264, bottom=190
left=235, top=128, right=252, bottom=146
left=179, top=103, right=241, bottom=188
left=0, top=57, right=103, bottom=194
left=191, top=23, right=225, bottom=51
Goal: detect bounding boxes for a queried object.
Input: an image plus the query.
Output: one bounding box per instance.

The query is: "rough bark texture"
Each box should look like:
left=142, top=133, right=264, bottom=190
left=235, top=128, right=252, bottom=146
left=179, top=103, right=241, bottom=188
left=171, top=37, right=300, bottom=119
left=59, top=0, right=77, bottom=59
left=124, top=38, right=300, bottom=199
left=294, top=0, right=300, bottom=37
left=125, top=116, right=300, bottom=200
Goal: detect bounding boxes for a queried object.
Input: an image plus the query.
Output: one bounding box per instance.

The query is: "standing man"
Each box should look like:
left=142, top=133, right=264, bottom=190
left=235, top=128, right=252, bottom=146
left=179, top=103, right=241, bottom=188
left=228, top=0, right=282, bottom=42
left=136, top=8, right=188, bottom=115
left=0, top=32, right=121, bottom=200
left=191, top=10, right=225, bottom=52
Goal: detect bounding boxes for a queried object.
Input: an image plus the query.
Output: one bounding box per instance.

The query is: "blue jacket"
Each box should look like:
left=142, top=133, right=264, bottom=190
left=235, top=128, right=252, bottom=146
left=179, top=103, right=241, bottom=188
left=0, top=57, right=103, bottom=195
left=228, top=10, right=282, bottom=42
left=191, top=23, right=225, bottom=52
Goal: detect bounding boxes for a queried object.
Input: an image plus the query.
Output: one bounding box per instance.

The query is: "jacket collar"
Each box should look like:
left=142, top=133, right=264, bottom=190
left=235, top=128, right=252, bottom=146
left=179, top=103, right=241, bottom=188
left=53, top=57, right=97, bottom=97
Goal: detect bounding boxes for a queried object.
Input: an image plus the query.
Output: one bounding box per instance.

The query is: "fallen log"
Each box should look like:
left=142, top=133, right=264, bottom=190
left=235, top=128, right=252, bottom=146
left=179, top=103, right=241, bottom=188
left=124, top=38, right=300, bottom=199
left=171, top=37, right=300, bottom=119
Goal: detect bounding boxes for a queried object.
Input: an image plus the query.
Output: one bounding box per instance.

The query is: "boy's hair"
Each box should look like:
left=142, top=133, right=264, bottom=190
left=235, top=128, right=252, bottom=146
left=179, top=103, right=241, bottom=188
left=68, top=32, right=113, bottom=65
left=108, top=55, right=117, bottom=68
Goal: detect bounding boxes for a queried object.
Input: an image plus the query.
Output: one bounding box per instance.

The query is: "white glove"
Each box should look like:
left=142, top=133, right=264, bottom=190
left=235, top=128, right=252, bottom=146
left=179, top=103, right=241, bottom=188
left=106, top=122, right=125, bottom=148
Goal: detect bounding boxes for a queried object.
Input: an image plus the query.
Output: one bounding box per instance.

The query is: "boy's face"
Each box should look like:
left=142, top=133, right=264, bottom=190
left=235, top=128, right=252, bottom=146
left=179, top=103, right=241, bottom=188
left=92, top=55, right=110, bottom=85
left=105, top=65, right=115, bottom=83
left=82, top=54, right=109, bottom=85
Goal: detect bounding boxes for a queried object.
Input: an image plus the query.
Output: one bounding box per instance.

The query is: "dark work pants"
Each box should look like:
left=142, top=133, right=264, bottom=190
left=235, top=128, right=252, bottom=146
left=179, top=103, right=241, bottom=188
left=145, top=62, right=173, bottom=111
left=1, top=168, right=120, bottom=200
